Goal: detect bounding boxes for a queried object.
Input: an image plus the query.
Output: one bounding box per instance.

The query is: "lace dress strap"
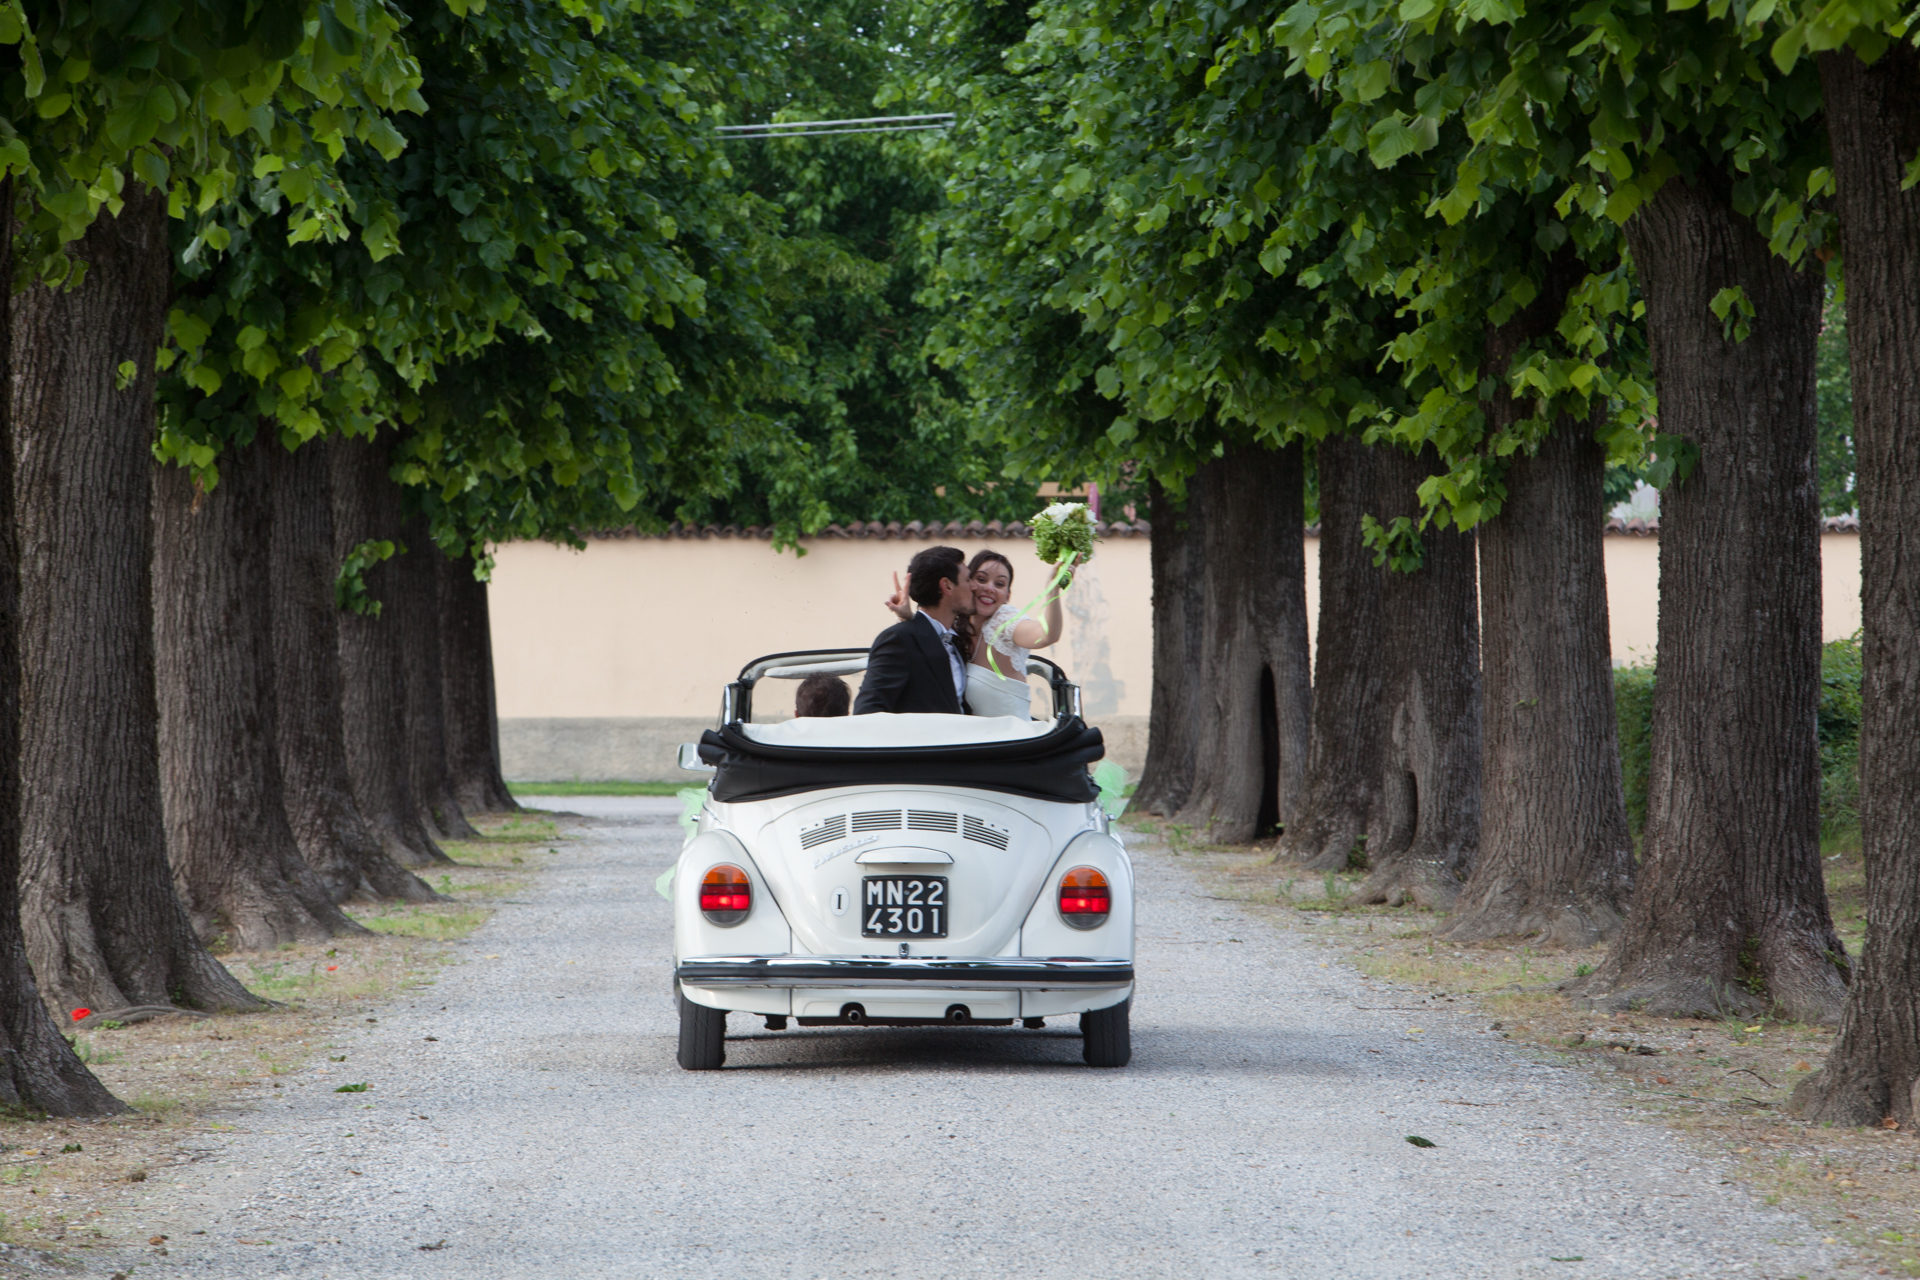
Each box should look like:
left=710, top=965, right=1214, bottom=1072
left=982, top=603, right=1030, bottom=676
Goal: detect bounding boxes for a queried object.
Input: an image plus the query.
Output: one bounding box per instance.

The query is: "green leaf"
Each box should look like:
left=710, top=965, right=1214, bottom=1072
left=1365, top=114, right=1440, bottom=168
left=21, top=36, right=43, bottom=97
left=1709, top=286, right=1754, bottom=343
left=1348, top=60, right=1393, bottom=104
left=131, top=148, right=169, bottom=192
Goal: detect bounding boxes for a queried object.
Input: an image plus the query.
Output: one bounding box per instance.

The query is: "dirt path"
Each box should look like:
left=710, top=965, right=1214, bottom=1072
left=94, top=796, right=1848, bottom=1279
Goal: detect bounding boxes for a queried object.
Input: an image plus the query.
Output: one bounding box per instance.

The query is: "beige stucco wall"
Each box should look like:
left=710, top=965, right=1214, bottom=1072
left=490, top=533, right=1155, bottom=720
left=489, top=530, right=1863, bottom=780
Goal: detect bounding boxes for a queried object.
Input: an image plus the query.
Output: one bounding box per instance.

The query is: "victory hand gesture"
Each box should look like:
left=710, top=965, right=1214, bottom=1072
left=883, top=570, right=912, bottom=621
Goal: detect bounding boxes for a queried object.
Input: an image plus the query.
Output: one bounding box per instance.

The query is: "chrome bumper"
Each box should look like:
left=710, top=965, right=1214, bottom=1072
left=675, top=955, right=1134, bottom=990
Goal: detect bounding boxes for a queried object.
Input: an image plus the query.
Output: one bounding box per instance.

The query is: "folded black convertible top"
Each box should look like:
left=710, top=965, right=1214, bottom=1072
left=697, top=717, right=1105, bottom=804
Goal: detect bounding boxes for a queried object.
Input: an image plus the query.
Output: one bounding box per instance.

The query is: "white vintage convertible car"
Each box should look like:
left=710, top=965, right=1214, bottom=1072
left=671, top=649, right=1134, bottom=1070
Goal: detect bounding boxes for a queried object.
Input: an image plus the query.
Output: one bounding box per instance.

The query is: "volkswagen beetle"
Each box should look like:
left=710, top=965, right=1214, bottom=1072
left=670, top=648, right=1134, bottom=1070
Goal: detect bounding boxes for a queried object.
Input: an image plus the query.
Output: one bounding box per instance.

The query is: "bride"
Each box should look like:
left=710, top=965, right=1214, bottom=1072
left=884, top=550, right=1066, bottom=719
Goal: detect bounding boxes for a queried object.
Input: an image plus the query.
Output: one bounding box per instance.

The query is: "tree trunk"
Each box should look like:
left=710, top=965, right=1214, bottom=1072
left=0, top=181, right=127, bottom=1115
left=1356, top=443, right=1481, bottom=909
left=1443, top=277, right=1634, bottom=946
left=1581, top=171, right=1845, bottom=1023
left=13, top=188, right=261, bottom=1015
left=441, top=552, right=518, bottom=815
left=153, top=433, right=367, bottom=949
left=400, top=521, right=478, bottom=840
left=1790, top=46, right=1920, bottom=1121
left=330, top=435, right=449, bottom=868
left=1279, top=436, right=1388, bottom=870
left=1131, top=479, right=1206, bottom=816
left=267, top=437, right=435, bottom=904
left=1169, top=443, right=1313, bottom=845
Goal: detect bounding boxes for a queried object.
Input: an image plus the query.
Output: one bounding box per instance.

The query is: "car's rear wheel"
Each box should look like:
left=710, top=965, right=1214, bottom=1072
left=1080, top=997, right=1131, bottom=1067
left=677, top=990, right=726, bottom=1070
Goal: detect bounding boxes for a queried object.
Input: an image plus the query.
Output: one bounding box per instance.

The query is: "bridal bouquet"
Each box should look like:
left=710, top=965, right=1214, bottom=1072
left=1030, top=500, right=1096, bottom=572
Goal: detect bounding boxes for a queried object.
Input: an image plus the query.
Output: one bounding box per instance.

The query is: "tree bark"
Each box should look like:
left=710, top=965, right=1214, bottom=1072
left=1790, top=47, right=1920, bottom=1121
left=1169, top=443, right=1313, bottom=845
left=330, top=435, right=449, bottom=868
left=1443, top=279, right=1634, bottom=947
left=440, top=552, right=518, bottom=815
left=153, top=433, right=367, bottom=949
left=267, top=437, right=436, bottom=904
left=400, top=521, right=479, bottom=840
left=1356, top=443, right=1481, bottom=910
left=13, top=188, right=261, bottom=1015
left=1581, top=171, right=1845, bottom=1023
left=0, top=182, right=128, bottom=1115
left=1279, top=436, right=1388, bottom=870
left=1131, top=479, right=1206, bottom=816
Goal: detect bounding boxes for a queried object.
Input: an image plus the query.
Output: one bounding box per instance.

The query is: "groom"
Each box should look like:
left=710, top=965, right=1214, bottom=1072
left=853, top=545, right=973, bottom=715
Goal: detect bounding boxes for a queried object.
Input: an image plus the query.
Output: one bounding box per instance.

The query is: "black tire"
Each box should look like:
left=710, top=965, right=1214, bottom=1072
left=1080, top=997, right=1131, bottom=1067
left=677, top=990, right=726, bottom=1070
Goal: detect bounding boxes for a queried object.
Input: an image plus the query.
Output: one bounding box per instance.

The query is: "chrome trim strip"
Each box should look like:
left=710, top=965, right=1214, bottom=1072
left=675, top=955, right=1133, bottom=990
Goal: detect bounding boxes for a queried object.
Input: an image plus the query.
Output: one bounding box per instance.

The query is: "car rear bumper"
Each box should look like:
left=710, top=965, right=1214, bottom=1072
left=675, top=955, right=1134, bottom=990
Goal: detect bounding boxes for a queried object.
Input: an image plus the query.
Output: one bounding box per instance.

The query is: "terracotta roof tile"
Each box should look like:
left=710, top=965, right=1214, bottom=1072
left=581, top=515, right=1855, bottom=542
left=587, top=518, right=1153, bottom=542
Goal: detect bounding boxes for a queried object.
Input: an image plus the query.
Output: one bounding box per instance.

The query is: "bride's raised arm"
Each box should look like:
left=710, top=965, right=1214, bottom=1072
left=1007, top=583, right=1065, bottom=650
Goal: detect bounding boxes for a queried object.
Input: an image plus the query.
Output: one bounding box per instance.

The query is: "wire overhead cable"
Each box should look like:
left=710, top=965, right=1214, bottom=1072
left=714, top=112, right=955, bottom=140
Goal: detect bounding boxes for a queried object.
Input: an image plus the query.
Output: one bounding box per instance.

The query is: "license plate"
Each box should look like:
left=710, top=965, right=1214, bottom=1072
left=860, top=876, right=948, bottom=938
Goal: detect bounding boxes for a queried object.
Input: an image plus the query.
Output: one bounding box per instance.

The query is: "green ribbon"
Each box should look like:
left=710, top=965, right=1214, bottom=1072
left=986, top=550, right=1079, bottom=680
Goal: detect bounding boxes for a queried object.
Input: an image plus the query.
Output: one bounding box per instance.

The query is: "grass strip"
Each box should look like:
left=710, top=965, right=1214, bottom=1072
left=509, top=780, right=686, bottom=796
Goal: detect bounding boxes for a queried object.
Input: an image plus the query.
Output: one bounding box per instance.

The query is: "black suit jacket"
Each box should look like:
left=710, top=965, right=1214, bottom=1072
left=854, top=613, right=966, bottom=715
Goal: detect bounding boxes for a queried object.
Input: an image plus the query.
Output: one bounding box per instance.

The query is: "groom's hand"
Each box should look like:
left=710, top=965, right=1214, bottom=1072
left=883, top=570, right=912, bottom=621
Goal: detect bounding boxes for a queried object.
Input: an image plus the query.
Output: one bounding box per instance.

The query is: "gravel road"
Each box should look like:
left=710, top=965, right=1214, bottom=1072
left=103, top=796, right=1847, bottom=1280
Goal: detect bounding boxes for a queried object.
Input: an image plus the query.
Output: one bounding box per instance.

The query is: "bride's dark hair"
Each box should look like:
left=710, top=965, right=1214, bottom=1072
left=956, top=549, right=1014, bottom=660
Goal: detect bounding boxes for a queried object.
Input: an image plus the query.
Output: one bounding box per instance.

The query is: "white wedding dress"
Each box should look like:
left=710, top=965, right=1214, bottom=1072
left=965, top=604, right=1037, bottom=720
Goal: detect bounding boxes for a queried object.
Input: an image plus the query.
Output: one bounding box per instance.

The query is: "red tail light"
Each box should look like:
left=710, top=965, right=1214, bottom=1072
left=700, top=864, right=751, bottom=925
left=1058, top=866, right=1111, bottom=929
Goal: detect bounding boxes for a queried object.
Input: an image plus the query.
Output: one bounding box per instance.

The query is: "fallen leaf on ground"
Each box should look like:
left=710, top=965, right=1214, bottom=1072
left=1405, top=1135, right=1436, bottom=1148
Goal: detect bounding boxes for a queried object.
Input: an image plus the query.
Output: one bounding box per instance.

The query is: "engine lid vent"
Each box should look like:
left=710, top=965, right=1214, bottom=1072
left=799, top=815, right=847, bottom=849
left=850, top=810, right=902, bottom=832
left=906, top=809, right=958, bottom=833
left=962, top=815, right=1010, bottom=850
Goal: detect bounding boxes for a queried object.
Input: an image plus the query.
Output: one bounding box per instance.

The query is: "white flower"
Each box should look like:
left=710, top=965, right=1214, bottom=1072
left=1036, top=501, right=1091, bottom=526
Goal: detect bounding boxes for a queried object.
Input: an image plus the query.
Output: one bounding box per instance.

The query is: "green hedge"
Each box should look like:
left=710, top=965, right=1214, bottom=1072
left=1613, top=633, right=1862, bottom=845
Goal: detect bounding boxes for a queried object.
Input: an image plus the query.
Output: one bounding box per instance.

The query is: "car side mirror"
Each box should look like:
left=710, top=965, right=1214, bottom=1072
left=678, top=742, right=715, bottom=773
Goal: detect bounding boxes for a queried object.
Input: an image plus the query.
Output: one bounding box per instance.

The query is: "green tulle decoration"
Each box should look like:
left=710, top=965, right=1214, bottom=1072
left=1093, top=760, right=1130, bottom=817
left=677, top=786, right=706, bottom=832
left=656, top=786, right=708, bottom=899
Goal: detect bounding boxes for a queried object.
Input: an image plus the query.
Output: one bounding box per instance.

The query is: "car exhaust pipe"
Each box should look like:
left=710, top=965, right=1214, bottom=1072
left=841, top=1003, right=866, bottom=1024
left=945, top=1004, right=970, bottom=1025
